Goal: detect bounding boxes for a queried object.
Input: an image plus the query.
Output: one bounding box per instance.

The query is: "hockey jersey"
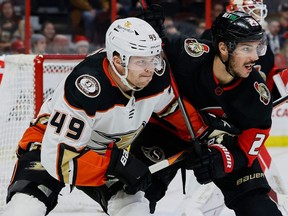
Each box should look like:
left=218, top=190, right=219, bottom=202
left=18, top=51, right=205, bottom=187
left=165, top=35, right=273, bottom=166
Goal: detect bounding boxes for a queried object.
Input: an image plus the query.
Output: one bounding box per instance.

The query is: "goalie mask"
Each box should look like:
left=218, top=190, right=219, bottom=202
left=226, top=0, right=268, bottom=25
left=106, top=17, right=165, bottom=91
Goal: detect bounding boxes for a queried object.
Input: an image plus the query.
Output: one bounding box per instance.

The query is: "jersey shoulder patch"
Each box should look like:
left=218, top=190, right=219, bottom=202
left=75, top=74, right=101, bottom=98
left=184, top=38, right=210, bottom=57
left=254, top=81, right=271, bottom=105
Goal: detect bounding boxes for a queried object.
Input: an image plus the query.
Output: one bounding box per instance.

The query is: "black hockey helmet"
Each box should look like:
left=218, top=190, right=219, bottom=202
left=211, top=11, right=266, bottom=55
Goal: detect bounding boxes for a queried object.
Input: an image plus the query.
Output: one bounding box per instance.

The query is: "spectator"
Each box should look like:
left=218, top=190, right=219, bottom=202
left=50, top=34, right=70, bottom=54
left=275, top=38, right=288, bottom=68
left=73, top=35, right=89, bottom=54
left=9, top=38, right=24, bottom=54
left=16, top=19, right=34, bottom=43
left=116, top=0, right=133, bottom=18
left=69, top=0, right=107, bottom=42
left=195, top=19, right=206, bottom=38
left=0, top=1, right=22, bottom=52
left=278, top=2, right=288, bottom=35
left=163, top=16, right=179, bottom=36
left=267, top=19, right=284, bottom=54
left=211, top=2, right=225, bottom=22
left=31, top=33, right=47, bottom=54
left=40, top=21, right=56, bottom=53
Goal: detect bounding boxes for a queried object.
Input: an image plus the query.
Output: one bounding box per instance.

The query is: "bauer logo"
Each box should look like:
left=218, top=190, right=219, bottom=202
left=75, top=74, right=101, bottom=98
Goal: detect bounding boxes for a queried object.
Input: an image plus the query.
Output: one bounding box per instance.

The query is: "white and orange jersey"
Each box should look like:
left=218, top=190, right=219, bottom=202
left=17, top=51, right=203, bottom=188
left=36, top=51, right=179, bottom=186
left=17, top=51, right=207, bottom=187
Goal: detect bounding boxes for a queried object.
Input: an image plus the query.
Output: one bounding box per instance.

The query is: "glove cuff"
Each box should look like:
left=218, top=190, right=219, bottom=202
left=210, top=144, right=234, bottom=173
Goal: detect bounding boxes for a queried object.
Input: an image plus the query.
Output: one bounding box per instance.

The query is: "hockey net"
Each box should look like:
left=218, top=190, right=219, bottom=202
left=0, top=54, right=102, bottom=213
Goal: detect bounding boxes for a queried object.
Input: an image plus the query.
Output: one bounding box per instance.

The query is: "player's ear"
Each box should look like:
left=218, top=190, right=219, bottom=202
left=113, top=55, right=122, bottom=66
left=218, top=42, right=228, bottom=59
left=218, top=42, right=227, bottom=54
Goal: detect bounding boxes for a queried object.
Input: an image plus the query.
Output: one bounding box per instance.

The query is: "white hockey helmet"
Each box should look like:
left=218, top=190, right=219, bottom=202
left=105, top=17, right=164, bottom=90
left=227, top=0, right=268, bottom=25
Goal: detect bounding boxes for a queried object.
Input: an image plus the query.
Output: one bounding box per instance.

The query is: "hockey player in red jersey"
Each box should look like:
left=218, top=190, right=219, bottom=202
left=2, top=17, right=212, bottom=216
left=138, top=8, right=283, bottom=216
left=196, top=1, right=288, bottom=214
left=202, top=0, right=288, bottom=100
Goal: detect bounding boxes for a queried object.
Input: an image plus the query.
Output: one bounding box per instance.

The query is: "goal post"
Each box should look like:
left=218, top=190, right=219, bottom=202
left=0, top=54, right=102, bottom=213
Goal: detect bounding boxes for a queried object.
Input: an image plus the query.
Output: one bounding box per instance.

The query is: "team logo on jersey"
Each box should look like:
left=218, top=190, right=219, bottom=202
left=75, top=75, right=101, bottom=98
left=141, top=146, right=165, bottom=163
left=184, top=38, right=209, bottom=57
left=89, top=122, right=147, bottom=154
left=254, top=82, right=271, bottom=105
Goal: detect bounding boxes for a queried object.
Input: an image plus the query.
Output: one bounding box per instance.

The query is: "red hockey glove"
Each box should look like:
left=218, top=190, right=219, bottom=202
left=105, top=143, right=152, bottom=194
left=185, top=139, right=247, bottom=184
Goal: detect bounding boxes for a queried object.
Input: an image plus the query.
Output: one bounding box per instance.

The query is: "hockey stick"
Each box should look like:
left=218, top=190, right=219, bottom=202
left=139, top=0, right=202, bottom=156
left=149, top=92, right=288, bottom=173
left=272, top=94, right=288, bottom=108
left=149, top=150, right=188, bottom=174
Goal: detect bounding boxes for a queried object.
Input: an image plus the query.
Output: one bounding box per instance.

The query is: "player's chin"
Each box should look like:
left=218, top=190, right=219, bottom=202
left=138, top=78, right=153, bottom=87
left=240, top=72, right=250, bottom=78
left=240, top=68, right=252, bottom=78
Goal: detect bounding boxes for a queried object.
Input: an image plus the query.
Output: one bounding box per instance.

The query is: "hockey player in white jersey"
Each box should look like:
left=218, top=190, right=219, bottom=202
left=2, top=17, right=212, bottom=216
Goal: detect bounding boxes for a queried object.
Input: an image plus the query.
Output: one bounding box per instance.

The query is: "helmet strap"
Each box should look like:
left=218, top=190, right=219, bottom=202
left=110, top=62, right=143, bottom=91
left=219, top=54, right=236, bottom=78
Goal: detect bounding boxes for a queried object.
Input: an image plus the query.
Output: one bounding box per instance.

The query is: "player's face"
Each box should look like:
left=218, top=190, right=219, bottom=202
left=126, top=55, right=163, bottom=88
left=228, top=41, right=260, bottom=78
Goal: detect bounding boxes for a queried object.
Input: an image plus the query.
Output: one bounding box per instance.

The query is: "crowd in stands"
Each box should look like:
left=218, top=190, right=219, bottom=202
left=0, top=0, right=288, bottom=67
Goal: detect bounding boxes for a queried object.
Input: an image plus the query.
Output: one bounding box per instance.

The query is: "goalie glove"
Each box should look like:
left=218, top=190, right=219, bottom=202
left=185, top=139, right=247, bottom=184
left=105, top=143, right=152, bottom=195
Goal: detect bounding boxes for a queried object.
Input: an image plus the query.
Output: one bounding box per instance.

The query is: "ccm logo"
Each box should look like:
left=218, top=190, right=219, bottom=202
left=120, top=150, right=129, bottom=166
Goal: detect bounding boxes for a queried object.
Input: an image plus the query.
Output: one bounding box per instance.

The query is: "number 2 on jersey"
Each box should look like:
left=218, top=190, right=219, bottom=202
left=248, top=133, right=266, bottom=155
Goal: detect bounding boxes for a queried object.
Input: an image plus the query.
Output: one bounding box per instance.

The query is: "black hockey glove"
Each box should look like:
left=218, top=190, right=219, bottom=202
left=198, top=112, right=241, bottom=143
left=105, top=143, right=152, bottom=195
left=185, top=137, right=247, bottom=184
left=137, top=4, right=166, bottom=39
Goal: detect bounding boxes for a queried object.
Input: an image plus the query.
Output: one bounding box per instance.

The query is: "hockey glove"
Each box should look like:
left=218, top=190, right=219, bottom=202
left=198, top=112, right=241, bottom=143
left=105, top=143, right=152, bottom=195
left=137, top=4, right=166, bottom=39
left=185, top=140, right=247, bottom=184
